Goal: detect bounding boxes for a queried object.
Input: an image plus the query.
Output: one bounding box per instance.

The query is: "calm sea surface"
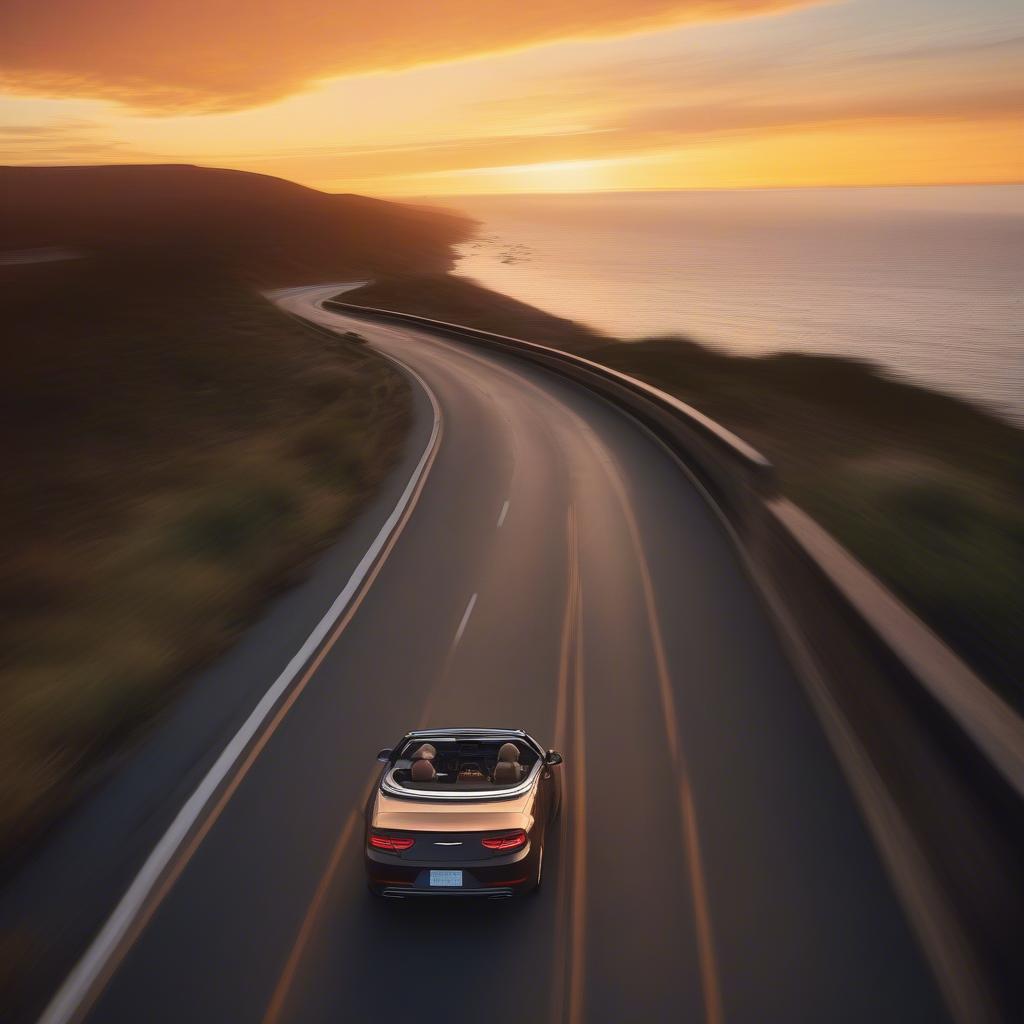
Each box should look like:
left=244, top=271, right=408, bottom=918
left=438, top=187, right=1024, bottom=423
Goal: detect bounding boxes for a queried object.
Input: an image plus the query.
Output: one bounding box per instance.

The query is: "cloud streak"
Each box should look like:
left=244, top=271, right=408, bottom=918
left=0, top=0, right=817, bottom=112
left=2, top=0, right=1019, bottom=191
left=0, top=119, right=142, bottom=161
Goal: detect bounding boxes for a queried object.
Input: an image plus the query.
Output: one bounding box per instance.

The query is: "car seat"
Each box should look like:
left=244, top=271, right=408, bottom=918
left=493, top=742, right=524, bottom=784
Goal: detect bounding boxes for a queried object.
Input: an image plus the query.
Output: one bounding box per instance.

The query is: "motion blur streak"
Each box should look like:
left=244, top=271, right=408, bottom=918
left=598, top=446, right=725, bottom=1024
left=260, top=780, right=373, bottom=1024
left=567, top=515, right=587, bottom=1024
left=548, top=506, right=579, bottom=1024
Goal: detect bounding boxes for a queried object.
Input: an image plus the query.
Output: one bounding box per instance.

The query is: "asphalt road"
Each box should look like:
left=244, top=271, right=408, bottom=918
left=45, top=286, right=948, bottom=1023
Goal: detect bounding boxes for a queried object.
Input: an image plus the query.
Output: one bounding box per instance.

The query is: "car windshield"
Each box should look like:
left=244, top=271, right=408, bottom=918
left=390, top=735, right=539, bottom=792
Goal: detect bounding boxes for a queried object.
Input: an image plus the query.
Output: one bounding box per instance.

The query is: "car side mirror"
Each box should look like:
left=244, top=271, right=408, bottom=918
left=376, top=748, right=392, bottom=763
left=545, top=750, right=563, bottom=766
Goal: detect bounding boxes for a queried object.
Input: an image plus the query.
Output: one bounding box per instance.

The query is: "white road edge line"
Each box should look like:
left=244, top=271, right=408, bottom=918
left=453, top=593, right=478, bottom=648
left=37, top=310, right=443, bottom=1024
left=497, top=500, right=510, bottom=528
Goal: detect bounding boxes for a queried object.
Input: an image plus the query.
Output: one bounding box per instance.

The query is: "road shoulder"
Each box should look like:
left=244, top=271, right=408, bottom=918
left=0, top=364, right=437, bottom=1024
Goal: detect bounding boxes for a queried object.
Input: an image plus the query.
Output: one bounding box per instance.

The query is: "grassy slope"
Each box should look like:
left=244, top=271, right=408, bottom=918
left=0, top=166, right=470, bottom=856
left=0, top=257, right=410, bottom=852
left=341, top=277, right=1024, bottom=705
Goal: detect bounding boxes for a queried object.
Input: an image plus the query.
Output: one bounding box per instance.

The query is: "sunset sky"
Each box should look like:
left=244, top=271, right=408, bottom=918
left=1, top=0, right=1021, bottom=195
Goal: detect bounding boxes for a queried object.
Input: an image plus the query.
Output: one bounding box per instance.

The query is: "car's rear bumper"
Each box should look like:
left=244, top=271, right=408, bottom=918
left=365, top=846, right=536, bottom=897
left=377, top=884, right=519, bottom=899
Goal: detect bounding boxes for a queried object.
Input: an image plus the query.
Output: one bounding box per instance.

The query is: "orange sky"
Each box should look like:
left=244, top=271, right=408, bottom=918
left=1, top=0, right=1021, bottom=194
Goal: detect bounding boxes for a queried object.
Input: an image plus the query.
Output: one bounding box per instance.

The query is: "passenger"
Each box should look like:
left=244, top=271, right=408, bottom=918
left=410, top=742, right=437, bottom=782
left=492, top=742, right=524, bottom=784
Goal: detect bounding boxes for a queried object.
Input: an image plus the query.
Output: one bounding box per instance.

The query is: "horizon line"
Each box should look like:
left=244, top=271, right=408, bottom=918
left=390, top=180, right=1024, bottom=200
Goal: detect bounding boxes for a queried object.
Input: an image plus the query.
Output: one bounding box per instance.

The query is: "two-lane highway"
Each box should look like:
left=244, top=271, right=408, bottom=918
left=43, top=285, right=948, bottom=1023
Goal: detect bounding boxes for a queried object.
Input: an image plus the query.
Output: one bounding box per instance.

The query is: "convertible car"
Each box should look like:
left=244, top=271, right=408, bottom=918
left=365, top=728, right=563, bottom=898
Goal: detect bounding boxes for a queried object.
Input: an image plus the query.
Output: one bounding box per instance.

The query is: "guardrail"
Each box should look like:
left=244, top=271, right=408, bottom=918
left=324, top=301, right=775, bottom=533
left=323, top=297, right=1023, bottom=1022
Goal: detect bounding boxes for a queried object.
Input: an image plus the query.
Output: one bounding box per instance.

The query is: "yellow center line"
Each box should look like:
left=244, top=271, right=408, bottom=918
left=550, top=505, right=581, bottom=1024
left=567, top=583, right=588, bottom=1024
left=261, top=775, right=377, bottom=1024
left=596, top=439, right=726, bottom=1024
left=553, top=506, right=579, bottom=753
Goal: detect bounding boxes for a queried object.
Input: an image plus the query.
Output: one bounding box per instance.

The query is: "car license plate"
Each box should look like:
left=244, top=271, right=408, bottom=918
left=429, top=870, right=463, bottom=887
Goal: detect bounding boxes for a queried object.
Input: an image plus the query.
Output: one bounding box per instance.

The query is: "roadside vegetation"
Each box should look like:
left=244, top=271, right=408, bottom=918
left=0, top=255, right=411, bottom=857
left=340, top=276, right=1024, bottom=707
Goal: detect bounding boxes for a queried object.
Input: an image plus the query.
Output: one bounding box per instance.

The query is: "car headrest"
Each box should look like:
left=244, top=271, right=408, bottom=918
left=410, top=758, right=436, bottom=782
left=497, top=742, right=520, bottom=763
left=493, top=761, right=521, bottom=785
left=411, top=743, right=437, bottom=760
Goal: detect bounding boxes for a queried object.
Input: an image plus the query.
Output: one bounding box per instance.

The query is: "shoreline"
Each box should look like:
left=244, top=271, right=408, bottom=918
left=340, top=274, right=1024, bottom=707
left=437, top=186, right=1024, bottom=425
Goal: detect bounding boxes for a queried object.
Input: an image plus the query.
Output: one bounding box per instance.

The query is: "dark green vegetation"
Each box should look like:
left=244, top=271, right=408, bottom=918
left=341, top=276, right=1024, bottom=705
left=0, top=166, right=470, bottom=854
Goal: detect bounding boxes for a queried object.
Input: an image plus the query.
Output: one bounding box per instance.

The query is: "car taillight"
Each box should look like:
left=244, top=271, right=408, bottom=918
left=369, top=833, right=415, bottom=851
left=481, top=830, right=527, bottom=851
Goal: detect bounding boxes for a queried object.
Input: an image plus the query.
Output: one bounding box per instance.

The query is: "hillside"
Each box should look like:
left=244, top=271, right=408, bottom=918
left=0, top=164, right=474, bottom=863
left=0, top=164, right=471, bottom=284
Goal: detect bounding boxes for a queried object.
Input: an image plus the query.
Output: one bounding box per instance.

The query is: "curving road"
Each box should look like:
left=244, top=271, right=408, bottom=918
left=42, top=286, right=947, bottom=1023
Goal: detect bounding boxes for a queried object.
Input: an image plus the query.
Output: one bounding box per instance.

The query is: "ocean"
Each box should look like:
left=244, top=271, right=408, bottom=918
left=438, top=187, right=1024, bottom=423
